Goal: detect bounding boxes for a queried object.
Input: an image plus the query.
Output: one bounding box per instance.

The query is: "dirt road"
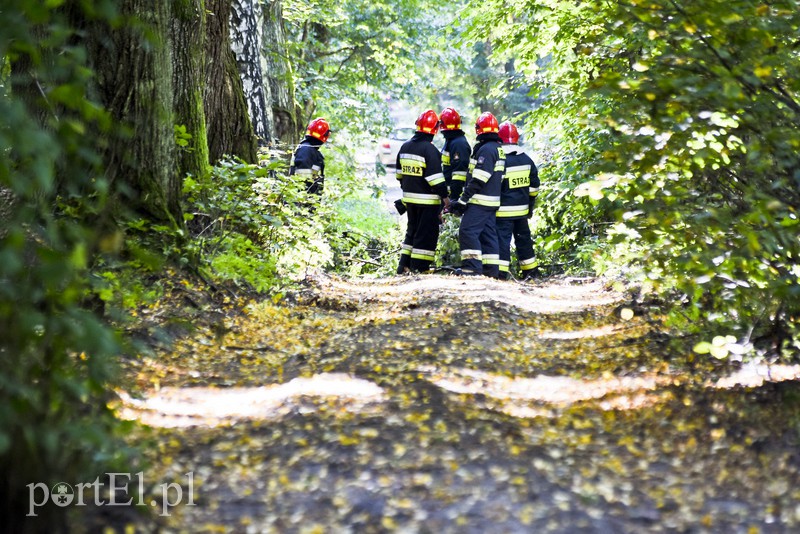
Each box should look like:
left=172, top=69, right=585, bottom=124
left=119, top=274, right=800, bottom=533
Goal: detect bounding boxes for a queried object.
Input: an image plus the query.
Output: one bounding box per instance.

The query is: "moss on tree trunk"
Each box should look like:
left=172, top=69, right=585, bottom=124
left=172, top=0, right=212, bottom=185
left=85, top=0, right=182, bottom=225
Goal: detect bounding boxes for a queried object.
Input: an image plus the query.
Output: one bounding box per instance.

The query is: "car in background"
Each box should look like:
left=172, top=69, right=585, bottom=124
left=376, top=125, right=416, bottom=168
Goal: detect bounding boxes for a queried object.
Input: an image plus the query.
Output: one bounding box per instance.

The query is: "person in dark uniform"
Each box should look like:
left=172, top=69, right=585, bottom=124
left=448, top=112, right=505, bottom=278
left=496, top=121, right=540, bottom=280
left=289, top=118, right=331, bottom=196
left=439, top=107, right=471, bottom=202
left=396, top=109, right=450, bottom=274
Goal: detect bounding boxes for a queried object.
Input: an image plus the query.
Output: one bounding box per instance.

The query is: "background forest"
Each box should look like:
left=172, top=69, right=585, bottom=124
left=1, top=0, right=799, bottom=530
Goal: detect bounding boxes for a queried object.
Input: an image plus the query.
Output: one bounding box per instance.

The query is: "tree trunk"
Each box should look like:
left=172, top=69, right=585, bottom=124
left=172, top=0, right=211, bottom=185
left=205, top=0, right=258, bottom=163
left=262, top=0, right=299, bottom=145
left=231, top=0, right=273, bottom=146
left=88, top=0, right=181, bottom=224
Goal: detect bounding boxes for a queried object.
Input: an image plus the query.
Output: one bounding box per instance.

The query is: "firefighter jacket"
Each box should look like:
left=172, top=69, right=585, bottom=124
left=498, top=144, right=539, bottom=219
left=396, top=132, right=447, bottom=206
left=441, top=130, right=471, bottom=201
left=458, top=132, right=505, bottom=209
left=289, top=136, right=325, bottom=195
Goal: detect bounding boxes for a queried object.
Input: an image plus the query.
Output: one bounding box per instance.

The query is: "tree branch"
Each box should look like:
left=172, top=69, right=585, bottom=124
left=667, top=0, right=800, bottom=117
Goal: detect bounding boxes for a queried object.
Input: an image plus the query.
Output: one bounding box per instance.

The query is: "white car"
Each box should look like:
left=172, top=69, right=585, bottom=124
left=376, top=126, right=416, bottom=167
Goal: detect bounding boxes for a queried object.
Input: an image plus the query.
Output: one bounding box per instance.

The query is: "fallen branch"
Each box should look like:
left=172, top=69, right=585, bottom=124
left=341, top=255, right=383, bottom=267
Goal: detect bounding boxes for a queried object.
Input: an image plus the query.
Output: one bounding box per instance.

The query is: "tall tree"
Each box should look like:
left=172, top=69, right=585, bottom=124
left=205, top=0, right=258, bottom=162
left=263, top=0, right=299, bottom=144
left=172, top=0, right=212, bottom=182
left=86, top=0, right=182, bottom=224
left=231, top=0, right=273, bottom=145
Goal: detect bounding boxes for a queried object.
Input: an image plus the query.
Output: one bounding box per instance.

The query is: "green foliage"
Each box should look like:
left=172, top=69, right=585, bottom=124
left=284, top=0, right=458, bottom=137
left=180, top=144, right=400, bottom=289
left=435, top=217, right=461, bottom=269
left=0, top=2, right=134, bottom=530
left=466, top=41, right=537, bottom=118
left=466, top=0, right=800, bottom=357
left=329, top=192, right=401, bottom=277
left=210, top=234, right=279, bottom=292
left=182, top=156, right=298, bottom=290
left=94, top=260, right=165, bottom=312
left=174, top=124, right=193, bottom=151
left=319, top=144, right=402, bottom=277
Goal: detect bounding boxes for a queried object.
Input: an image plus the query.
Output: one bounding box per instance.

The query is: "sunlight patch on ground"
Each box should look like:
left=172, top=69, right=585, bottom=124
left=538, top=324, right=628, bottom=340
left=118, top=373, right=385, bottom=428
left=418, top=365, right=670, bottom=409
left=711, top=364, right=800, bottom=389
left=419, top=364, right=800, bottom=418
left=118, top=364, right=800, bottom=429
left=311, top=273, right=622, bottom=314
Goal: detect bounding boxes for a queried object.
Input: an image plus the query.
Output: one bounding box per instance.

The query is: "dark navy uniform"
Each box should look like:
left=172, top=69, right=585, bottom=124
left=452, top=132, right=505, bottom=277
left=396, top=132, right=447, bottom=273
left=441, top=130, right=471, bottom=202
left=496, top=144, right=540, bottom=279
left=289, top=136, right=325, bottom=195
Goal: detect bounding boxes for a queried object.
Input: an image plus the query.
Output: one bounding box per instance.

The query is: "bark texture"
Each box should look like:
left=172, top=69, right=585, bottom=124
left=231, top=0, right=273, bottom=146
left=205, top=0, right=258, bottom=163
left=262, top=0, right=299, bottom=145
left=86, top=0, right=181, bottom=224
left=172, top=0, right=211, bottom=182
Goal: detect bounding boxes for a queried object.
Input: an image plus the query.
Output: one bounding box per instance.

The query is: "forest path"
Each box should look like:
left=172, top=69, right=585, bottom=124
left=119, top=273, right=800, bottom=533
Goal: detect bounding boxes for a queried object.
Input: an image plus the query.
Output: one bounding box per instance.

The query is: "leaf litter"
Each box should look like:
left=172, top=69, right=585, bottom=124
left=115, top=273, right=800, bottom=533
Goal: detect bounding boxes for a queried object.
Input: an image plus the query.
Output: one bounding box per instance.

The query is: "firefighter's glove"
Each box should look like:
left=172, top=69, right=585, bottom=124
left=449, top=200, right=467, bottom=217
left=527, top=199, right=536, bottom=219
left=394, top=199, right=407, bottom=215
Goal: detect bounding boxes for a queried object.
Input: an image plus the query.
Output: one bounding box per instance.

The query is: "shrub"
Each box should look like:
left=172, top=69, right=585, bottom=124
left=1, top=4, right=132, bottom=531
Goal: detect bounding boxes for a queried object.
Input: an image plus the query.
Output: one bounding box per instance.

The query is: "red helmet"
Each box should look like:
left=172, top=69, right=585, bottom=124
left=415, top=109, right=440, bottom=135
left=439, top=107, right=462, bottom=131
left=475, top=112, right=499, bottom=134
left=306, top=118, right=331, bottom=142
left=498, top=121, right=520, bottom=144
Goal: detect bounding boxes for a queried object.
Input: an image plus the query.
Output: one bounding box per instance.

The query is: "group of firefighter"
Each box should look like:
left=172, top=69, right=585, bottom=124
left=289, top=108, right=540, bottom=280
left=395, top=108, right=539, bottom=280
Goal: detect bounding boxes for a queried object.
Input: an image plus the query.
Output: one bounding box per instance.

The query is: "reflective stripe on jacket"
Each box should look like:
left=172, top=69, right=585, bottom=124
left=397, top=132, right=447, bottom=205
left=498, top=145, right=539, bottom=219
left=441, top=131, right=471, bottom=200
left=459, top=133, right=505, bottom=210
left=290, top=137, right=325, bottom=194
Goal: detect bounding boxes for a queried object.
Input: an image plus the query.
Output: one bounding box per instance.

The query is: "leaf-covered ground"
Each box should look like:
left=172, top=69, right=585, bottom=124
left=115, top=274, right=800, bottom=533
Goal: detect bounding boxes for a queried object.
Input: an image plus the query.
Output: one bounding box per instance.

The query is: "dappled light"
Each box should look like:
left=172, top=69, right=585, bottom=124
left=4, top=0, right=799, bottom=532
left=122, top=361, right=800, bottom=429
left=419, top=365, right=668, bottom=406
left=712, top=364, right=800, bottom=390
left=311, top=273, right=621, bottom=315
left=113, top=274, right=800, bottom=531
left=118, top=373, right=386, bottom=428
left=538, top=324, right=629, bottom=340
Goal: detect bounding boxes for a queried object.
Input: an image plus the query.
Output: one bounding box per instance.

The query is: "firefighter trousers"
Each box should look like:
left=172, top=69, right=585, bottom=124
left=496, top=217, right=535, bottom=279
left=458, top=205, right=499, bottom=278
left=397, top=203, right=441, bottom=273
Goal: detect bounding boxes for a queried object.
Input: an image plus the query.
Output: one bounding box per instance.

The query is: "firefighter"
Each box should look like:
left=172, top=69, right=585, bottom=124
left=496, top=121, right=540, bottom=280
left=439, top=107, right=471, bottom=202
left=289, top=118, right=331, bottom=196
left=396, top=109, right=450, bottom=274
left=448, top=111, right=505, bottom=278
